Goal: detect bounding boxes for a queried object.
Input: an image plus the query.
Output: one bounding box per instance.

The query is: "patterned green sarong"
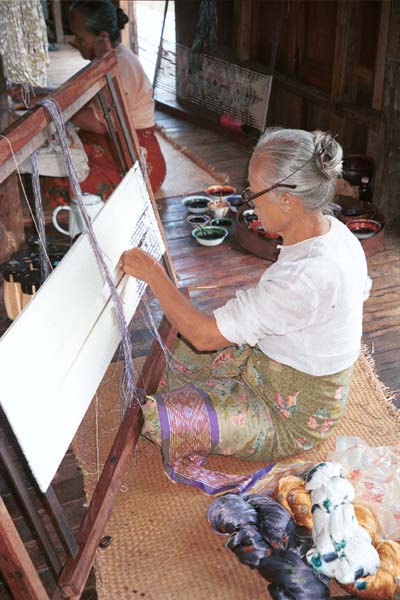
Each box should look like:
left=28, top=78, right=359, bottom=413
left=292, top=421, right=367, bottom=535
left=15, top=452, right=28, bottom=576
left=142, top=340, right=353, bottom=490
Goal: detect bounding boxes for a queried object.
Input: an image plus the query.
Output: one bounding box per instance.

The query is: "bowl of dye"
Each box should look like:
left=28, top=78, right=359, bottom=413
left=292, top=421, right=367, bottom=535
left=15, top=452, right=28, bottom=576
left=204, top=184, right=236, bottom=199
left=346, top=218, right=382, bottom=239
left=208, top=200, right=230, bottom=218
left=242, top=208, right=258, bottom=224
left=187, top=214, right=211, bottom=227
left=192, top=225, right=228, bottom=247
left=342, top=154, right=374, bottom=186
left=182, top=195, right=211, bottom=214
left=226, top=194, right=244, bottom=213
left=210, top=217, right=233, bottom=229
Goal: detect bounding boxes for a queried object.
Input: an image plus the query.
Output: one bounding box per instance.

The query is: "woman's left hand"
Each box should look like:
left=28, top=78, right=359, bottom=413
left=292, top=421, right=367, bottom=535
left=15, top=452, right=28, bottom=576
left=120, top=248, right=159, bottom=283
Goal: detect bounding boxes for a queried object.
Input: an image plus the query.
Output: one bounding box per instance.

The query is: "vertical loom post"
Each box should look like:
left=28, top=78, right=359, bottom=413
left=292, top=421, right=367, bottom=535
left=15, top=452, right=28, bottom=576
left=107, top=71, right=178, bottom=286
left=93, top=41, right=178, bottom=286
left=0, top=496, right=49, bottom=600
left=0, top=429, right=62, bottom=576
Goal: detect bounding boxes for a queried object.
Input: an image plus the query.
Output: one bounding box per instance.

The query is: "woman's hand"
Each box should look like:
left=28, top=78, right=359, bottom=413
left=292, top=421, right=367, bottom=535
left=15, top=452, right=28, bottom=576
left=8, top=83, right=55, bottom=108
left=120, top=247, right=160, bottom=283
left=8, top=83, right=25, bottom=105
left=120, top=247, right=229, bottom=351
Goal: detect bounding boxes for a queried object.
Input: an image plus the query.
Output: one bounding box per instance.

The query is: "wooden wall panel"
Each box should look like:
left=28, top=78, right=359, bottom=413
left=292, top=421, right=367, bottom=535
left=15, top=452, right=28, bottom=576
left=268, top=87, right=303, bottom=129
left=300, top=1, right=337, bottom=93
left=173, top=0, right=391, bottom=214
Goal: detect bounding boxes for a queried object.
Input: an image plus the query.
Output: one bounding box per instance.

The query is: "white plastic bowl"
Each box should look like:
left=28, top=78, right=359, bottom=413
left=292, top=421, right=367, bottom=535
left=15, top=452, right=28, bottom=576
left=182, top=195, right=211, bottom=214
left=192, top=226, right=228, bottom=247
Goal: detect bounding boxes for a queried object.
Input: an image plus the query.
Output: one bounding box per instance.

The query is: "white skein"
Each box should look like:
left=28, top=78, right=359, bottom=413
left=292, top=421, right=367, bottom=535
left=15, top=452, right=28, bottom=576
left=305, top=462, right=380, bottom=585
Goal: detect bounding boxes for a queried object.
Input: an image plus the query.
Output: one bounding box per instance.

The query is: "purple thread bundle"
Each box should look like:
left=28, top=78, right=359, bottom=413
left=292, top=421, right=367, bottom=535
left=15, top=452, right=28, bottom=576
left=208, top=493, right=330, bottom=599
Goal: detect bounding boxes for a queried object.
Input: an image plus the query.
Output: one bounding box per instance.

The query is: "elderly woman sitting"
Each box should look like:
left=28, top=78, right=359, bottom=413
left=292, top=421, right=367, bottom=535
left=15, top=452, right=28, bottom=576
left=121, top=128, right=371, bottom=492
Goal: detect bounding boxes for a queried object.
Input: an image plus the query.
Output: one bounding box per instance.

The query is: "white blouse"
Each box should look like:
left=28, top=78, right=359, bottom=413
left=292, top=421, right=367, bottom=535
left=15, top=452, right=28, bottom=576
left=214, top=216, right=371, bottom=376
left=115, top=45, right=155, bottom=129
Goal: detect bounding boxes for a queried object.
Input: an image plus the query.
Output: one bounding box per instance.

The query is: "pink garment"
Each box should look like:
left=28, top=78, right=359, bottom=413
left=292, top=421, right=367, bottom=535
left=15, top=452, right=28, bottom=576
left=115, top=44, right=155, bottom=129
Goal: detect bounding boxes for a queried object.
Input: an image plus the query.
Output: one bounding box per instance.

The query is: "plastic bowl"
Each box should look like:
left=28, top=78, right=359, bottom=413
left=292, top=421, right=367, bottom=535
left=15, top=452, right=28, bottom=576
left=192, top=226, right=228, bottom=246
left=210, top=217, right=233, bottom=229
left=187, top=214, right=210, bottom=227
left=204, top=184, right=236, bottom=198
left=182, top=195, right=211, bottom=214
left=346, top=219, right=382, bottom=239
left=226, top=194, right=244, bottom=213
left=242, top=208, right=258, bottom=224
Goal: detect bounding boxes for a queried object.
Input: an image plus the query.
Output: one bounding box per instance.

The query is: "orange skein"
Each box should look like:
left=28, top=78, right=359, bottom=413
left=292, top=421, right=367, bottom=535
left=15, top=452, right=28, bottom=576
left=272, top=474, right=400, bottom=599
left=353, top=504, right=379, bottom=546
left=273, top=475, right=313, bottom=529
left=342, top=540, right=400, bottom=599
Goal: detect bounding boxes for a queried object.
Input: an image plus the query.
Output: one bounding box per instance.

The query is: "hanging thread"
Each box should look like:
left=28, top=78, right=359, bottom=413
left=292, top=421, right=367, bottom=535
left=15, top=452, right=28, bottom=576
left=29, top=151, right=51, bottom=280
left=39, top=96, right=138, bottom=414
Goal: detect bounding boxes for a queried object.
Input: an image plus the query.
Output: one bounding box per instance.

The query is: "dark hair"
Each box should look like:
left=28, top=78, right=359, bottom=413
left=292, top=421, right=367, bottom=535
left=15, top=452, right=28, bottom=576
left=70, top=0, right=129, bottom=44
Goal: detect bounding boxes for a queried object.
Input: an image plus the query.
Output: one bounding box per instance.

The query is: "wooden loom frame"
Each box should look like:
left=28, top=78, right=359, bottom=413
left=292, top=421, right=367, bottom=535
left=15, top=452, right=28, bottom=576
left=0, top=48, right=180, bottom=599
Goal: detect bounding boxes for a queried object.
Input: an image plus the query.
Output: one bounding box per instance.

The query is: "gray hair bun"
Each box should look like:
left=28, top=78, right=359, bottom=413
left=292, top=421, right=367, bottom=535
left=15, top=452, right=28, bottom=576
left=313, top=131, right=342, bottom=180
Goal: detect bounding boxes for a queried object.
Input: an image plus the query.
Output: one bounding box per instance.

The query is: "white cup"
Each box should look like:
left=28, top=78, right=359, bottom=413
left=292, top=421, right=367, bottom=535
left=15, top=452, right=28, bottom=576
left=52, top=193, right=103, bottom=238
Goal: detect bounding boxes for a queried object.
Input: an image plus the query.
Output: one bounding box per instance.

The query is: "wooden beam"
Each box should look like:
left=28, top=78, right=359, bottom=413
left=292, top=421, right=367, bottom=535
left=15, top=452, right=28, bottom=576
left=0, top=51, right=118, bottom=183
left=56, top=402, right=143, bottom=599
left=371, top=0, right=390, bottom=111
left=51, top=0, right=64, bottom=45
left=0, top=56, right=24, bottom=261
left=330, top=1, right=356, bottom=104
left=0, top=496, right=49, bottom=600
left=0, top=431, right=62, bottom=575
left=120, top=0, right=138, bottom=54
left=274, top=72, right=381, bottom=130
left=234, top=0, right=253, bottom=63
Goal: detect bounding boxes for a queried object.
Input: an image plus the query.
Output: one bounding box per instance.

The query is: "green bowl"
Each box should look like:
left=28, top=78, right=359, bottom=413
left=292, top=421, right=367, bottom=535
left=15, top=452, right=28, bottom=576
left=192, top=226, right=228, bottom=246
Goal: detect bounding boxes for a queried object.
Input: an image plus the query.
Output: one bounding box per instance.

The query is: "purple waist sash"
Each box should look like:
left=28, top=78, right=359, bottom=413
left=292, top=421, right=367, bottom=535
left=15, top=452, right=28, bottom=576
left=153, top=384, right=274, bottom=495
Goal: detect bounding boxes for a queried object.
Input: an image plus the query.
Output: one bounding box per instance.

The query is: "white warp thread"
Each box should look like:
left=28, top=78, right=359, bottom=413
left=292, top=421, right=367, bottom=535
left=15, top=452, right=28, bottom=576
left=40, top=97, right=138, bottom=413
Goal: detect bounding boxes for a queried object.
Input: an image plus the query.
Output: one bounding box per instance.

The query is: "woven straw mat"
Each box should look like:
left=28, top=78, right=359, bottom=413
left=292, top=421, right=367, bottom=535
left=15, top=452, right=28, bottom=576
left=72, top=351, right=400, bottom=600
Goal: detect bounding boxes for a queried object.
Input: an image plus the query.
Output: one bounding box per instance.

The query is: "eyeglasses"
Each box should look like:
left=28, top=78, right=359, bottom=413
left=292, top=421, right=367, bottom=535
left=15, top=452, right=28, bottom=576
left=241, top=182, right=297, bottom=208
left=241, top=142, right=330, bottom=208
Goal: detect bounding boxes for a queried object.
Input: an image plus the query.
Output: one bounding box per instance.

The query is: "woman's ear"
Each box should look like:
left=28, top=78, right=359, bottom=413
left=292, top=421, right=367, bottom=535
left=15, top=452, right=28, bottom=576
left=280, top=192, right=301, bottom=212
left=279, top=192, right=293, bottom=212
left=94, top=32, right=112, bottom=55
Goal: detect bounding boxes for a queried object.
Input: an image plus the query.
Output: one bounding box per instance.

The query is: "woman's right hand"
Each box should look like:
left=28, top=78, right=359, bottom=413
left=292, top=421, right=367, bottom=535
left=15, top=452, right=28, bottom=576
left=120, top=247, right=160, bottom=283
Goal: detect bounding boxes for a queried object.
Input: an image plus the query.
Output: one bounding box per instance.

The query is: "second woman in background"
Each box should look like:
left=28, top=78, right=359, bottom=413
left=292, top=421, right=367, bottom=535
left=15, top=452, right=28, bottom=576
left=45, top=0, right=166, bottom=205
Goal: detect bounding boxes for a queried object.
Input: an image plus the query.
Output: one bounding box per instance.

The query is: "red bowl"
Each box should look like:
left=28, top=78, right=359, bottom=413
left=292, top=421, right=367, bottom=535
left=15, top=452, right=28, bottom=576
left=346, top=219, right=382, bottom=239
left=205, top=184, right=236, bottom=196
left=249, top=220, right=281, bottom=239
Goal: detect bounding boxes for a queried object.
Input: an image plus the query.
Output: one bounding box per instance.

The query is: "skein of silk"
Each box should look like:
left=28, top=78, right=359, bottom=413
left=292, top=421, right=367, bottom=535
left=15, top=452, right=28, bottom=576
left=208, top=493, right=330, bottom=600
left=342, top=540, right=400, bottom=599
left=273, top=470, right=400, bottom=598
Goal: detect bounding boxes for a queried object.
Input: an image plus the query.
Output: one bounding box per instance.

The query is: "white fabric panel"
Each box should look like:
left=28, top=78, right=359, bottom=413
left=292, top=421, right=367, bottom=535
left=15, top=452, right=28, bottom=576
left=0, top=164, right=165, bottom=492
